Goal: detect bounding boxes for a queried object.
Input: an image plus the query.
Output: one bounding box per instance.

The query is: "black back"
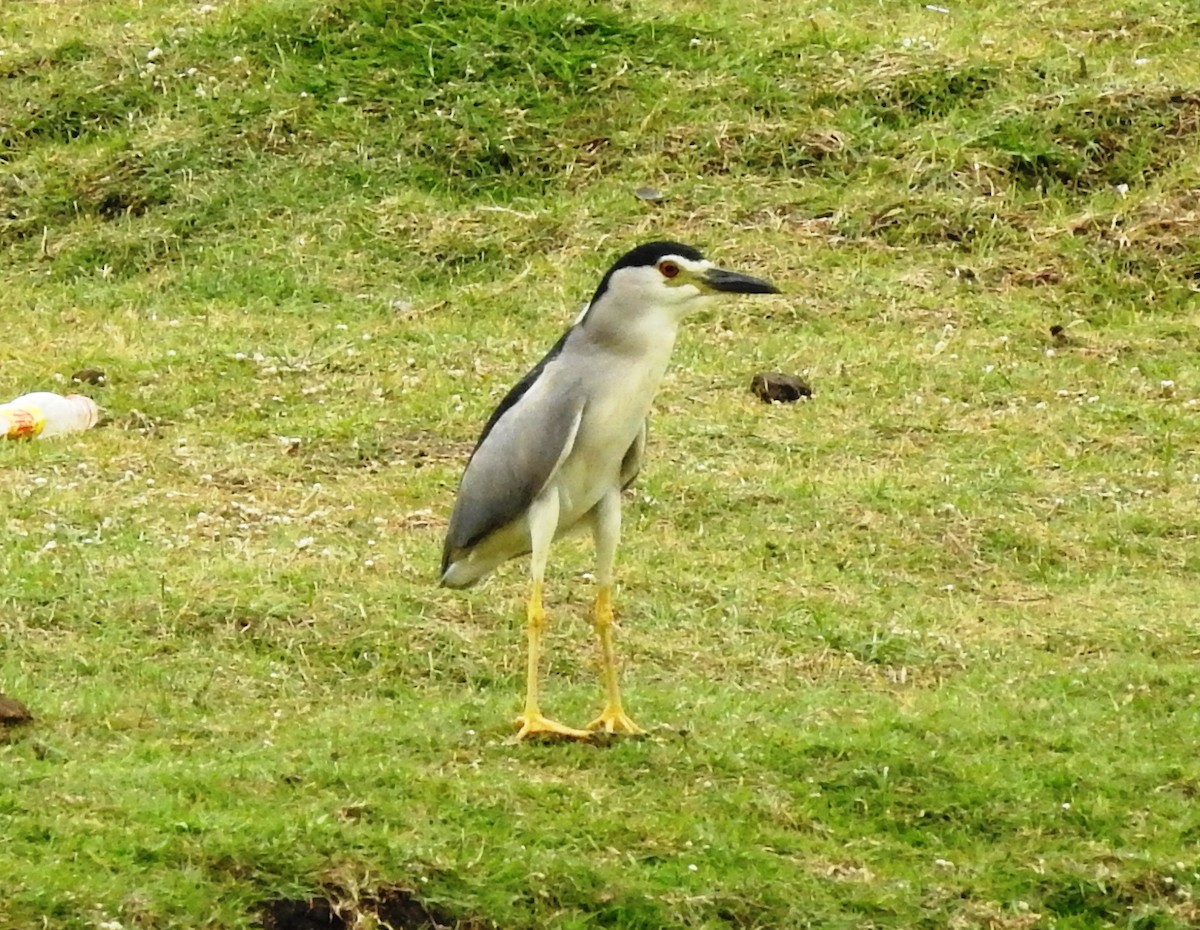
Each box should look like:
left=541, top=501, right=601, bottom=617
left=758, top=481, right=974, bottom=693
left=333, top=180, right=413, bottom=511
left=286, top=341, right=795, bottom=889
left=468, top=328, right=570, bottom=456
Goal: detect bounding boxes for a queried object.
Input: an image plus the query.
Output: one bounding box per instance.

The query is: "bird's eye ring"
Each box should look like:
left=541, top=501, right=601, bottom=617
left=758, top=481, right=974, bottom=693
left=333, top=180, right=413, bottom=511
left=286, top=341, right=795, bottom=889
left=658, top=261, right=680, bottom=279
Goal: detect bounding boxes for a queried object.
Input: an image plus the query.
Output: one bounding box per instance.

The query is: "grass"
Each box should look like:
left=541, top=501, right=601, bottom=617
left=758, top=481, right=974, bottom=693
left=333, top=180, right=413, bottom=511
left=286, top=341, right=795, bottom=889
left=2, top=0, right=1199, bottom=927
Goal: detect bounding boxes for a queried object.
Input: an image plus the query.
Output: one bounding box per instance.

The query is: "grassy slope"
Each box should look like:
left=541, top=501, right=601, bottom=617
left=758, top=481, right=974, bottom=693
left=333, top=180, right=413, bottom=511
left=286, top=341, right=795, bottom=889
left=2, top=0, right=1199, bottom=927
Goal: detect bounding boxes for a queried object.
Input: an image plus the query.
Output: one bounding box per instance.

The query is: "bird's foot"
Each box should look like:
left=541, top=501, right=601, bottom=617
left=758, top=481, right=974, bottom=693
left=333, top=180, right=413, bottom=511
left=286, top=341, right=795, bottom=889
left=513, top=711, right=593, bottom=743
left=585, top=705, right=647, bottom=737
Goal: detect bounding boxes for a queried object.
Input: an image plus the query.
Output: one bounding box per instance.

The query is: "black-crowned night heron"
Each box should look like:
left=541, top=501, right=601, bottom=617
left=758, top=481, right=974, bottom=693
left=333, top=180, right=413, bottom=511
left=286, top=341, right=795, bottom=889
left=441, top=241, right=779, bottom=740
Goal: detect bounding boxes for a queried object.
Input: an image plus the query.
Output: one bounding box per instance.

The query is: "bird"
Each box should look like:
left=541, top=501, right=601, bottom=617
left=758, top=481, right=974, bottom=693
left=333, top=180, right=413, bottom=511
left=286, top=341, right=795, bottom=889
left=440, top=241, right=780, bottom=741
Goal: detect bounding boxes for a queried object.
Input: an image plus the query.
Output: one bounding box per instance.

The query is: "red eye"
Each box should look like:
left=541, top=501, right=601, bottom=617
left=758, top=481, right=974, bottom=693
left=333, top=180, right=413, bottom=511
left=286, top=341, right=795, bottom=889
left=659, top=261, right=680, bottom=279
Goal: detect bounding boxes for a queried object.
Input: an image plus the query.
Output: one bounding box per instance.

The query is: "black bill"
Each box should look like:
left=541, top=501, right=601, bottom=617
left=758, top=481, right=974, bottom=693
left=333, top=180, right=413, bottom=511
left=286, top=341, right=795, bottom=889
left=702, top=267, right=780, bottom=294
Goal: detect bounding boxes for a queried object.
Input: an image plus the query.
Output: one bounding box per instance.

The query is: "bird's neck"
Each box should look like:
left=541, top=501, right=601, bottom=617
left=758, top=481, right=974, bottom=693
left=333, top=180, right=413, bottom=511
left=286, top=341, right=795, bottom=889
left=580, top=311, right=680, bottom=363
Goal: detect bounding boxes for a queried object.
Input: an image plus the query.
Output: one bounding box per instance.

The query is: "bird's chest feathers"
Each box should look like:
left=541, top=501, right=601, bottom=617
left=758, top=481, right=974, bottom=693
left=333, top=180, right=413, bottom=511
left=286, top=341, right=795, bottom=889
left=550, top=324, right=676, bottom=513
left=577, top=367, right=658, bottom=448
left=575, top=328, right=675, bottom=450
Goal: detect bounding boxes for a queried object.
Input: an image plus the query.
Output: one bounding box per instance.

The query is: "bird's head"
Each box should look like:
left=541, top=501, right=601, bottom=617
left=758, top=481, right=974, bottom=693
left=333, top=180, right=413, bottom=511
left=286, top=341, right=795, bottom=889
left=578, top=241, right=779, bottom=336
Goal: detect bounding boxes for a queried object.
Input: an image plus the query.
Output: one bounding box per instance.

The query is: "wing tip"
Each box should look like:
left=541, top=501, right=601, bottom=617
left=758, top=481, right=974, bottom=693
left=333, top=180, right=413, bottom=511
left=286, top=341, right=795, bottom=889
left=439, top=558, right=483, bottom=589
left=439, top=540, right=461, bottom=587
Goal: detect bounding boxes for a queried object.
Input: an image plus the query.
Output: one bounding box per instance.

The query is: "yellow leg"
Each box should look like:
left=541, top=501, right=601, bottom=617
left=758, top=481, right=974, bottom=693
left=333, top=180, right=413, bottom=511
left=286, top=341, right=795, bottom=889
left=585, top=585, right=646, bottom=736
left=513, top=581, right=591, bottom=742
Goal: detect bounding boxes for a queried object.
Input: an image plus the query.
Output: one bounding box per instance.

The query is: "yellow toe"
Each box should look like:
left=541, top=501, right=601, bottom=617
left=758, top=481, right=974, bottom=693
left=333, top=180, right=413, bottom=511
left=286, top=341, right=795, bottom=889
left=513, top=712, right=593, bottom=742
left=586, top=705, right=647, bottom=737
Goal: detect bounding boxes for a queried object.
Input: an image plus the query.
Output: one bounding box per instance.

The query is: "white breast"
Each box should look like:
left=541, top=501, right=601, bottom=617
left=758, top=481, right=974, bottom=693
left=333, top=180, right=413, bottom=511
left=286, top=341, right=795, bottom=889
left=548, top=318, right=678, bottom=525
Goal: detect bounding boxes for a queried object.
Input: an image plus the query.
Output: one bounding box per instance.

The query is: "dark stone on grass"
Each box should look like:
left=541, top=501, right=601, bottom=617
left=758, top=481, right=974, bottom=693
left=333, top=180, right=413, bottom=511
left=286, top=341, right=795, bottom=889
left=750, top=372, right=812, bottom=403
left=261, top=887, right=467, bottom=930
left=1049, top=324, right=1074, bottom=346
left=633, top=186, right=664, bottom=202
left=71, top=367, right=107, bottom=386
left=373, top=887, right=461, bottom=929
left=0, top=694, right=32, bottom=726
left=261, top=897, right=344, bottom=930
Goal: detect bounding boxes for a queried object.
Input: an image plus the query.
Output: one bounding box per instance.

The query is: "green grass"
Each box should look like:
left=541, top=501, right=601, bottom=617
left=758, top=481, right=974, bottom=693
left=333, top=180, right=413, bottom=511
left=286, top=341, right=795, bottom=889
left=3, top=0, right=1200, bottom=927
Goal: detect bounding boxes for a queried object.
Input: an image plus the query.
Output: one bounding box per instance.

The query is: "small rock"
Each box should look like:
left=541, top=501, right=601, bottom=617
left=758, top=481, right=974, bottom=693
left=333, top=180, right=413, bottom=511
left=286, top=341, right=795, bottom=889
left=1049, top=324, right=1073, bottom=346
left=634, top=186, right=665, bottom=202
left=750, top=372, right=812, bottom=404
left=0, top=694, right=32, bottom=726
left=71, top=367, right=107, bottom=386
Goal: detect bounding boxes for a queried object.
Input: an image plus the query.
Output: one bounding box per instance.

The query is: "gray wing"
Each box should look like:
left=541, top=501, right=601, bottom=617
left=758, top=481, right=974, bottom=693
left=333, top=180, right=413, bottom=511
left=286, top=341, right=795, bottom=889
left=619, top=419, right=647, bottom=490
left=442, top=372, right=585, bottom=570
